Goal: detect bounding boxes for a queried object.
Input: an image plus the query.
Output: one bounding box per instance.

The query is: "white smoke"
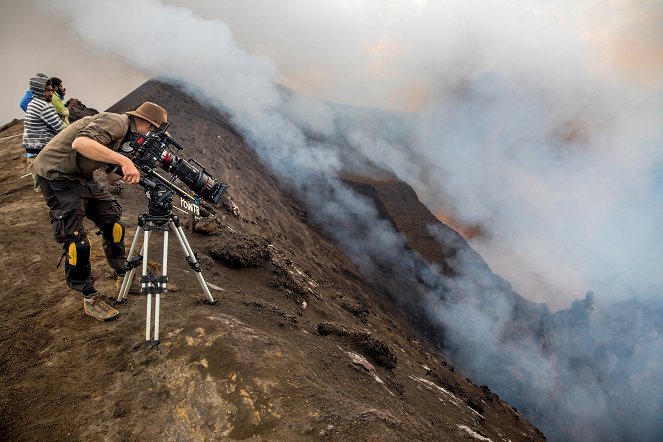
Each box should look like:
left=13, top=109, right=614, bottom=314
left=40, top=0, right=663, bottom=440
left=150, top=0, right=663, bottom=309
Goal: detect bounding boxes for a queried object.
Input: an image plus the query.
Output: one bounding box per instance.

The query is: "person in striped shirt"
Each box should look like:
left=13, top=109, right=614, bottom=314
left=18, top=72, right=48, bottom=111
left=22, top=73, right=63, bottom=191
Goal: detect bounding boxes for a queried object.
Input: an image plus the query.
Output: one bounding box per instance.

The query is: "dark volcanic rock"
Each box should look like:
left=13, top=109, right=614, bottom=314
left=318, top=321, right=398, bottom=369
left=340, top=296, right=370, bottom=323
left=66, top=98, right=99, bottom=122
left=208, top=230, right=270, bottom=267
left=192, top=216, right=220, bottom=235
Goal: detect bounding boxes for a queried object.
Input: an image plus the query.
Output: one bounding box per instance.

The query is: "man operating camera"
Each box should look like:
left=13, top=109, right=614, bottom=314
left=30, top=101, right=168, bottom=322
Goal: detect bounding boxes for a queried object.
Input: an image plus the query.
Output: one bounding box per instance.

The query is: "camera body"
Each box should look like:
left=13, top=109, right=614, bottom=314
left=121, top=128, right=227, bottom=204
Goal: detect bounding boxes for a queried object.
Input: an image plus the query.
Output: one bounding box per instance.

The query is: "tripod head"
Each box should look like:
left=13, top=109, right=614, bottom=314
left=137, top=166, right=220, bottom=219
left=140, top=175, right=175, bottom=218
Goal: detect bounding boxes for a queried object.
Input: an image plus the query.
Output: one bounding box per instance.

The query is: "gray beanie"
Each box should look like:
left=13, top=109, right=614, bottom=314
left=29, top=73, right=50, bottom=100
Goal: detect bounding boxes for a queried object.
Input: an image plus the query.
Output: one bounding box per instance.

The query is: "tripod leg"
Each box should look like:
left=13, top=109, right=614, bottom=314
left=117, top=226, right=143, bottom=302
left=152, top=229, right=169, bottom=347
left=170, top=220, right=216, bottom=303
left=161, top=229, right=169, bottom=293
left=143, top=229, right=153, bottom=345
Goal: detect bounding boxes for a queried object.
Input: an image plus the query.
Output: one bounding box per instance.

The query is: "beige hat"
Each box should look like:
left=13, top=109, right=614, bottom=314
left=126, top=101, right=168, bottom=128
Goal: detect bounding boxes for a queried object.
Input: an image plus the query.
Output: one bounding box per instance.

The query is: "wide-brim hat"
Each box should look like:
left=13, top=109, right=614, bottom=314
left=126, top=101, right=168, bottom=129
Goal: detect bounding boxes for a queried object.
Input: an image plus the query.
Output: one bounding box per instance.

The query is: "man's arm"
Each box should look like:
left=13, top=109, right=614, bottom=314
left=71, top=136, right=141, bottom=184
left=41, top=105, right=64, bottom=134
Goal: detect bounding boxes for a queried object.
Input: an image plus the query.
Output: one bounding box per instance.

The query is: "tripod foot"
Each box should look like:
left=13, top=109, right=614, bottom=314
left=145, top=340, right=160, bottom=348
left=111, top=299, right=128, bottom=306
left=205, top=299, right=218, bottom=305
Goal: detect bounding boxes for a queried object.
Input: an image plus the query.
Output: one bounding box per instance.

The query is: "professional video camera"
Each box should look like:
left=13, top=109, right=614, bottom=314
left=117, top=123, right=227, bottom=205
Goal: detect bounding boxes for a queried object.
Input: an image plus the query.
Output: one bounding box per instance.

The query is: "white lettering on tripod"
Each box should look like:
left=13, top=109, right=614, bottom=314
left=181, top=197, right=200, bottom=216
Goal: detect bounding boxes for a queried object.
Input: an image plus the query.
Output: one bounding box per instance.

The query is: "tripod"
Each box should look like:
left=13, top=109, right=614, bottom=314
left=116, top=177, right=216, bottom=348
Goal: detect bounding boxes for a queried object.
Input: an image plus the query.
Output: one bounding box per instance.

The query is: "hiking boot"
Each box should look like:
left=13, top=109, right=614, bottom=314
left=83, top=294, right=120, bottom=322
left=116, top=274, right=142, bottom=294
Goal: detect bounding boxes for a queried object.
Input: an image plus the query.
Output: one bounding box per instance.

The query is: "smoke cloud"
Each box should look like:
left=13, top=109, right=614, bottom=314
left=37, top=0, right=663, bottom=441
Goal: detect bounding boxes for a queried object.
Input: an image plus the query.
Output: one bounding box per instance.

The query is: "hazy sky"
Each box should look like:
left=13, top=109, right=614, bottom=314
left=3, top=0, right=660, bottom=124
left=0, top=1, right=147, bottom=123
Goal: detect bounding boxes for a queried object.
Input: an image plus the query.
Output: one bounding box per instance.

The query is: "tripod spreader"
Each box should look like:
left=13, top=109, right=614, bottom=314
left=123, top=255, right=143, bottom=272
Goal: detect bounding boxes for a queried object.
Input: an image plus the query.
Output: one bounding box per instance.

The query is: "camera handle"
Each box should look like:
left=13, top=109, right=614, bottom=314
left=187, top=157, right=206, bottom=171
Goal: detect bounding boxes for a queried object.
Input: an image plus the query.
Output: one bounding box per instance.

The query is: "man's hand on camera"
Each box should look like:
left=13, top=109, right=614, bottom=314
left=121, top=159, right=141, bottom=184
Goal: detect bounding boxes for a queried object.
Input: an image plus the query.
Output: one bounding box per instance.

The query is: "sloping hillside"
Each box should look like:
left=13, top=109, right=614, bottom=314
left=0, top=81, right=545, bottom=441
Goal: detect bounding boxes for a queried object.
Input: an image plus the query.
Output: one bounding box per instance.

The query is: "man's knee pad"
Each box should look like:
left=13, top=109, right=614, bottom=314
left=65, top=237, right=92, bottom=282
left=102, top=221, right=125, bottom=245
left=67, top=237, right=91, bottom=267
left=100, top=221, right=126, bottom=271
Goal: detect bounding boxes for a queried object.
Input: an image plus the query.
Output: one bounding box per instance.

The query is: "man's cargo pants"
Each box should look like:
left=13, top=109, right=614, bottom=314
left=39, top=176, right=126, bottom=295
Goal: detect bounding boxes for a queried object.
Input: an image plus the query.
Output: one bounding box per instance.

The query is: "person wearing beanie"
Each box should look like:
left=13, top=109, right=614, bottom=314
left=22, top=73, right=64, bottom=191
left=29, top=101, right=169, bottom=322
left=19, top=72, right=48, bottom=112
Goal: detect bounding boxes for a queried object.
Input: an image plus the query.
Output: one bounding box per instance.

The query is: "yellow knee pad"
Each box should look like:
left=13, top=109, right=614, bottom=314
left=68, top=237, right=91, bottom=267
left=110, top=221, right=125, bottom=244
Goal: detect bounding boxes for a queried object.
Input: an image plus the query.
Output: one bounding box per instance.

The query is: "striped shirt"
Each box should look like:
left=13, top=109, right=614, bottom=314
left=23, top=97, right=63, bottom=155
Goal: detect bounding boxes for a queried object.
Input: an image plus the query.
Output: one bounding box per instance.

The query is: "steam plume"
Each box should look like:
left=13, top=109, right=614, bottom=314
left=44, top=0, right=663, bottom=440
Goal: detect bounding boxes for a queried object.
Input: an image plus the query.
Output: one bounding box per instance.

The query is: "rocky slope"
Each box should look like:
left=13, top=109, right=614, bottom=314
left=0, top=81, right=545, bottom=441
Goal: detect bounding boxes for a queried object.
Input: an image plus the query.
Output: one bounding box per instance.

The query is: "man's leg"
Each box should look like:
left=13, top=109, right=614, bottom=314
left=85, top=180, right=126, bottom=276
left=39, top=178, right=119, bottom=321
left=86, top=182, right=143, bottom=295
left=40, top=178, right=95, bottom=294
